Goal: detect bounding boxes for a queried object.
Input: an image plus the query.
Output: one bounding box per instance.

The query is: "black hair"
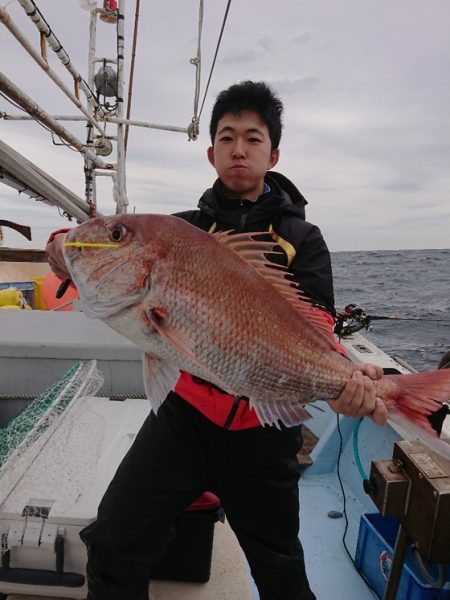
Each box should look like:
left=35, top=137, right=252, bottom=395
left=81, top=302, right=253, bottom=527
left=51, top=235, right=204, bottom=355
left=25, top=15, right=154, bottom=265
left=209, top=81, right=283, bottom=150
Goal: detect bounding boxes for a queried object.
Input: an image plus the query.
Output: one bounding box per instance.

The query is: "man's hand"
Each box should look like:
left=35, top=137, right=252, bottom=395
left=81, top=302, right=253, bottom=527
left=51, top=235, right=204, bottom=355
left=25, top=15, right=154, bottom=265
left=327, top=363, right=388, bottom=426
left=45, top=232, right=70, bottom=280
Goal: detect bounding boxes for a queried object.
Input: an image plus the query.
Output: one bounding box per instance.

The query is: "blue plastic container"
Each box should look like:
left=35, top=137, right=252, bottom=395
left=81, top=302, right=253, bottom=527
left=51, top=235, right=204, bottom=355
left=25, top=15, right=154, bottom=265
left=355, top=513, right=450, bottom=600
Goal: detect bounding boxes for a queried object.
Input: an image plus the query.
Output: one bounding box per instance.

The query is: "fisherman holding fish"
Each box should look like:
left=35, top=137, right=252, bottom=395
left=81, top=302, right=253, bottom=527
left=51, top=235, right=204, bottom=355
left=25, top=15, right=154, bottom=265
left=46, top=81, right=392, bottom=600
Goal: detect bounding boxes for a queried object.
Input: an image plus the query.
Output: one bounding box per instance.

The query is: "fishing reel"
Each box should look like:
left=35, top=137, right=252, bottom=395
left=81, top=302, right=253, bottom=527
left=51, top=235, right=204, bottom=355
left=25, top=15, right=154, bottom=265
left=334, top=303, right=373, bottom=337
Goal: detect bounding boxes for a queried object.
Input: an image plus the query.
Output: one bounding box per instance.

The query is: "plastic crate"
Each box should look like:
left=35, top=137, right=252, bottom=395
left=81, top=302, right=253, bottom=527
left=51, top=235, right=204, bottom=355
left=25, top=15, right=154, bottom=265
left=0, top=281, right=35, bottom=308
left=150, top=492, right=224, bottom=583
left=355, top=513, right=450, bottom=600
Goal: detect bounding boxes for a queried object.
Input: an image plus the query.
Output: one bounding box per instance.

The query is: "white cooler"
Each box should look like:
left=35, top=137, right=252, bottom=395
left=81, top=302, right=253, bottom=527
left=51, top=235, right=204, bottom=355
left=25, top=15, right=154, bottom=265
left=0, top=396, right=150, bottom=599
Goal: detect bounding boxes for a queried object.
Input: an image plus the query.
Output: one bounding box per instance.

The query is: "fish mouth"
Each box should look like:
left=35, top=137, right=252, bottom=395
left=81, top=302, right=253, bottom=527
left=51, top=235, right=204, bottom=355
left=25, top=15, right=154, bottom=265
left=65, top=250, right=147, bottom=320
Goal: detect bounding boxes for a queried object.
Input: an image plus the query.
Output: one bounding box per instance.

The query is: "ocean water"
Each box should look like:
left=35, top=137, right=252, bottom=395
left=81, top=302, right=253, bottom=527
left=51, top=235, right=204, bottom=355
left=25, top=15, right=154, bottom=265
left=331, top=248, right=450, bottom=372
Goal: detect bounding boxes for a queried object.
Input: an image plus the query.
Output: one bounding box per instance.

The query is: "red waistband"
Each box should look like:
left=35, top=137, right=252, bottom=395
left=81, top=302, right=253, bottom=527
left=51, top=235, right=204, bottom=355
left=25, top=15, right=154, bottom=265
left=174, top=372, right=261, bottom=430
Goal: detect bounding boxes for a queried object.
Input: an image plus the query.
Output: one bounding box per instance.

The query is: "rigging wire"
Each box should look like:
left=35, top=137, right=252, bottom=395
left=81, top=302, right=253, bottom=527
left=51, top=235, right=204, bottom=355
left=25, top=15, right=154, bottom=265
left=198, top=0, right=232, bottom=119
left=191, top=0, right=232, bottom=138
left=0, top=91, right=77, bottom=151
left=124, top=0, right=141, bottom=153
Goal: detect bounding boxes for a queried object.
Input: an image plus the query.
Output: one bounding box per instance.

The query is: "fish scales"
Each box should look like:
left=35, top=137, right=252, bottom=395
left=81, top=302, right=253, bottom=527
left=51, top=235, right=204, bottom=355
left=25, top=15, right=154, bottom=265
left=149, top=222, right=349, bottom=402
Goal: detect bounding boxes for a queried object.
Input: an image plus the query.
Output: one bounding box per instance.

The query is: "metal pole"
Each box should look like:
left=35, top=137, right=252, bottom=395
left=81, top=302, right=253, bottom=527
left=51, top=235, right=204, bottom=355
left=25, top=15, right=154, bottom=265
left=3, top=113, right=189, bottom=134
left=0, top=70, right=112, bottom=170
left=383, top=524, right=409, bottom=600
left=16, top=0, right=106, bottom=117
left=84, top=8, right=99, bottom=209
left=0, top=6, right=104, bottom=136
left=115, top=0, right=128, bottom=213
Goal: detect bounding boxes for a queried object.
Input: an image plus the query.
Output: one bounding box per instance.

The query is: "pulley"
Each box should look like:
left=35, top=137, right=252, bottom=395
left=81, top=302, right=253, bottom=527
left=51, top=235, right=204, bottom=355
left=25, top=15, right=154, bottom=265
left=94, top=137, right=113, bottom=156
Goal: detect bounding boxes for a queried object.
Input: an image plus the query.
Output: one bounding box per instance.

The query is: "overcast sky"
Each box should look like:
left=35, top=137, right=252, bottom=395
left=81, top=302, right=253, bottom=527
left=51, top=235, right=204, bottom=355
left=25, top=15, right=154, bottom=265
left=1, top=0, right=449, bottom=251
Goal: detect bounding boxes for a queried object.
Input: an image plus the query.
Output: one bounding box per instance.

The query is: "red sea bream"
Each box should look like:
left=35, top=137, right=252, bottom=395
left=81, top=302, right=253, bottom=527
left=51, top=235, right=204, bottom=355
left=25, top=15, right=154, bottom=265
left=63, top=214, right=450, bottom=445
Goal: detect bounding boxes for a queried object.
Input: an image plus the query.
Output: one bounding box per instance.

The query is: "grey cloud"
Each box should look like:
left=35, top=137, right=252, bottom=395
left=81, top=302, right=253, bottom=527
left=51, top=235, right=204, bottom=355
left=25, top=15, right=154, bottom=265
left=288, top=33, right=312, bottom=47
left=272, top=77, right=320, bottom=95
left=384, top=182, right=423, bottom=193
left=219, top=49, right=257, bottom=66
left=256, top=35, right=276, bottom=53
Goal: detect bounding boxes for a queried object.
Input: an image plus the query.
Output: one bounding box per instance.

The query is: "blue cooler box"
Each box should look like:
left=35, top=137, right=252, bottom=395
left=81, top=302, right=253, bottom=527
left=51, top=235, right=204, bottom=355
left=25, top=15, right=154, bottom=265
left=355, top=513, right=450, bottom=600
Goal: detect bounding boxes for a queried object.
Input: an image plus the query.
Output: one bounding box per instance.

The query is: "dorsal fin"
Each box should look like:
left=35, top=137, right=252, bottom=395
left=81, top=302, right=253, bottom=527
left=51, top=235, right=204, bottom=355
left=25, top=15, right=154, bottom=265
left=213, top=230, right=335, bottom=340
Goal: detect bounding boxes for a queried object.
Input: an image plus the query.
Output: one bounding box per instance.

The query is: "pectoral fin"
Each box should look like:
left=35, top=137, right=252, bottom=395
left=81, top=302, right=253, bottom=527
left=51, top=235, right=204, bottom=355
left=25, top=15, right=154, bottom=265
left=250, top=399, right=313, bottom=428
left=145, top=307, right=231, bottom=391
left=146, top=307, right=199, bottom=364
left=143, top=353, right=180, bottom=413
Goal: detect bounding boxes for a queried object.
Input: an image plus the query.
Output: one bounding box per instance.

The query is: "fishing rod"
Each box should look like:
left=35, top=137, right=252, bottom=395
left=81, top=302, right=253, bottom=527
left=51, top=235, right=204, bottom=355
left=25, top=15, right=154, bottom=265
left=368, top=315, right=449, bottom=322
left=335, top=303, right=450, bottom=337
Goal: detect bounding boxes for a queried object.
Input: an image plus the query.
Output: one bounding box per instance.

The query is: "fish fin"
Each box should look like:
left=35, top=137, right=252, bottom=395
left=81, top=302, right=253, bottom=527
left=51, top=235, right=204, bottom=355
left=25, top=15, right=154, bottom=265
left=145, top=307, right=232, bottom=392
left=146, top=307, right=198, bottom=363
left=383, top=370, right=450, bottom=458
left=213, top=230, right=279, bottom=260
left=142, top=353, right=179, bottom=413
left=250, top=398, right=313, bottom=428
left=213, top=231, right=335, bottom=342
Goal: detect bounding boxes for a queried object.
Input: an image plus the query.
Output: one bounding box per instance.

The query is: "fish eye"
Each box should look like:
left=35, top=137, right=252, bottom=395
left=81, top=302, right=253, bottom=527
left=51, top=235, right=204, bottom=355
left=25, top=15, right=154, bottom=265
left=109, top=225, right=126, bottom=242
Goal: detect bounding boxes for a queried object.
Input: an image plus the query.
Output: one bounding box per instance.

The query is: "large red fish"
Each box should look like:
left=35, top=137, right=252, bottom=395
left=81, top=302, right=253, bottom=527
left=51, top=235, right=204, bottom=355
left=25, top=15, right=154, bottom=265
left=63, top=214, right=450, bottom=447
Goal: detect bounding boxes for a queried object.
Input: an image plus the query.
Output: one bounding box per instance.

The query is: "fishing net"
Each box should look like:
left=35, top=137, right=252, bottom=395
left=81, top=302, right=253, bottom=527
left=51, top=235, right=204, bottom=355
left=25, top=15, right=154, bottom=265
left=0, top=360, right=105, bottom=511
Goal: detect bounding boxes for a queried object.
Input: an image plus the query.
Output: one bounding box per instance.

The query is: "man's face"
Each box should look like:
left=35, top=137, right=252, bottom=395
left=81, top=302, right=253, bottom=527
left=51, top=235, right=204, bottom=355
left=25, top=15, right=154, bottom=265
left=207, top=111, right=279, bottom=200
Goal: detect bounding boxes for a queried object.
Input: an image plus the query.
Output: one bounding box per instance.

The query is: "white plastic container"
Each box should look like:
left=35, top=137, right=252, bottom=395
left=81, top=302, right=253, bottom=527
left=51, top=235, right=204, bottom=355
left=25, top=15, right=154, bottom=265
left=0, top=396, right=150, bottom=598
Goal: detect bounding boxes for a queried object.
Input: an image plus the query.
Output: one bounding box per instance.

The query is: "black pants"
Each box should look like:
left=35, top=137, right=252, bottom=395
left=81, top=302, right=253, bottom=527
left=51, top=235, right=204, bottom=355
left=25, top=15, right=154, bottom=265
left=80, top=392, right=316, bottom=600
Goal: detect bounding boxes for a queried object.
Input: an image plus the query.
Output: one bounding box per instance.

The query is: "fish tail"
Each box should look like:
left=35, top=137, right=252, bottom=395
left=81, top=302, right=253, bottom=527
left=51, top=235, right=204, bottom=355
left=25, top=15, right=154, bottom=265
left=382, top=370, right=450, bottom=455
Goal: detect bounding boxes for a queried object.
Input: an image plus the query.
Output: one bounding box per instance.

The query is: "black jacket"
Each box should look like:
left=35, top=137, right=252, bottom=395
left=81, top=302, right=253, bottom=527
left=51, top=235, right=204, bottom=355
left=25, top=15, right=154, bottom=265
left=174, top=171, right=335, bottom=315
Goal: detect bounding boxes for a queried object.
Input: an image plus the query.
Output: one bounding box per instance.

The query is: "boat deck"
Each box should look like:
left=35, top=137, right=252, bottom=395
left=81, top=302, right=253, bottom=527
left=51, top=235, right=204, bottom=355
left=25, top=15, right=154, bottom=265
left=5, top=519, right=253, bottom=600
left=299, top=471, right=377, bottom=600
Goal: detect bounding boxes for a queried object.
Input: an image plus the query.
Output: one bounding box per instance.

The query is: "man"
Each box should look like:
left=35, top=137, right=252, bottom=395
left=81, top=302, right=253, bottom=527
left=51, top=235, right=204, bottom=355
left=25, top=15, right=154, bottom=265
left=46, top=81, right=387, bottom=600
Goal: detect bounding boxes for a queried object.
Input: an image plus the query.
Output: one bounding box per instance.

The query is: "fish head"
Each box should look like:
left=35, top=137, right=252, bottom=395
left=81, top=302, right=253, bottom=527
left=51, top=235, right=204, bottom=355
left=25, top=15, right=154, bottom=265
left=63, top=214, right=163, bottom=319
